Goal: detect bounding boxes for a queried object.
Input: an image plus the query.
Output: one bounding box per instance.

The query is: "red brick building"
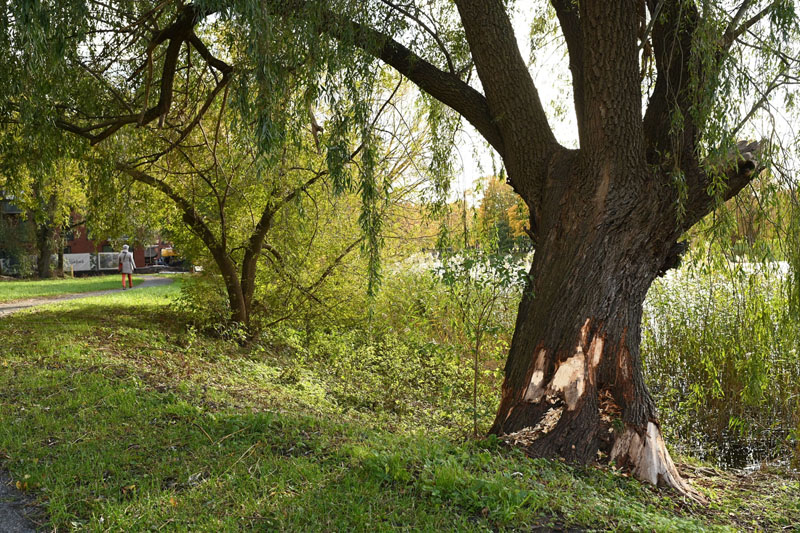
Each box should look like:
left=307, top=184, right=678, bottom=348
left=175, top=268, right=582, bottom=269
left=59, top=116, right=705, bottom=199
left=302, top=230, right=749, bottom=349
left=63, top=224, right=146, bottom=266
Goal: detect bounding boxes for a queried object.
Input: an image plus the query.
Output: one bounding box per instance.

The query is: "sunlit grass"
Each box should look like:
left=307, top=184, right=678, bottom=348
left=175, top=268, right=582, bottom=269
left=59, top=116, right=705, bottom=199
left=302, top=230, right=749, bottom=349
left=0, top=275, right=142, bottom=303
left=0, top=281, right=797, bottom=531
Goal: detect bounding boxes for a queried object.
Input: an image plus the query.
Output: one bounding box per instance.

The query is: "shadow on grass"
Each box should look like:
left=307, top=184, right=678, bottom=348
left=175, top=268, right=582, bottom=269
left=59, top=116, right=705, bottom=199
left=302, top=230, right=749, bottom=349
left=0, top=358, right=505, bottom=531
left=0, top=298, right=184, bottom=345
left=1, top=289, right=792, bottom=531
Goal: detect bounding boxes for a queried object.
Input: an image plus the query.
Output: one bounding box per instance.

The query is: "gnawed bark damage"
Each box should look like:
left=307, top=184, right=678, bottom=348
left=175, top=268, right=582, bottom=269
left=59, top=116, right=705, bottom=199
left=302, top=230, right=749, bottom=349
left=488, top=140, right=714, bottom=501
left=611, top=422, right=702, bottom=501
left=494, top=311, right=704, bottom=502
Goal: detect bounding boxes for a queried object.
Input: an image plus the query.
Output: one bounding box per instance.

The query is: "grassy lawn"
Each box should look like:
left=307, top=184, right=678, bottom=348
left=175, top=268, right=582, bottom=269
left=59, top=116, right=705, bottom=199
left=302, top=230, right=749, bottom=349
left=0, top=283, right=797, bottom=531
left=0, top=275, right=142, bottom=303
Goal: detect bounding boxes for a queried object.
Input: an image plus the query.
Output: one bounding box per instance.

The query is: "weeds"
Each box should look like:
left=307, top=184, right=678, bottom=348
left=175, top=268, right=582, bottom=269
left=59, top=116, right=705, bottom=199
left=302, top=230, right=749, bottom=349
left=643, top=258, right=800, bottom=466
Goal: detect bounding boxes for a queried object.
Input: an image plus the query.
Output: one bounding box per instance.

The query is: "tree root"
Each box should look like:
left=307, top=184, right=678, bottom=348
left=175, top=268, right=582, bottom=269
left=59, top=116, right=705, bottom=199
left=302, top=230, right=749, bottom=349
left=611, top=422, right=707, bottom=504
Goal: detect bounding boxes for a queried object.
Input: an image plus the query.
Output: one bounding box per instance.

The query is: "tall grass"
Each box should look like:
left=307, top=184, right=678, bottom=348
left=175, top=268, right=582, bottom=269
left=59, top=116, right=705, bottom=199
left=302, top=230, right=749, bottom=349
left=643, top=257, right=800, bottom=467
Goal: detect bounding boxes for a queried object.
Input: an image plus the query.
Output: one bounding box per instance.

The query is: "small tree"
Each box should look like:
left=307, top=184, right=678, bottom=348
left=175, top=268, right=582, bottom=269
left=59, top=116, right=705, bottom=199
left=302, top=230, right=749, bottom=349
left=438, top=249, right=527, bottom=437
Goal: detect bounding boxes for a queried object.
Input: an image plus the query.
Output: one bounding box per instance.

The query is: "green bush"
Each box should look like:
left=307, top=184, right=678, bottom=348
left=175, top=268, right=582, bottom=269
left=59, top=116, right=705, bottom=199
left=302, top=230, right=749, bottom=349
left=172, top=273, right=246, bottom=340
left=304, top=328, right=495, bottom=435
left=0, top=216, right=35, bottom=277
left=643, top=258, right=800, bottom=466
left=369, top=263, right=518, bottom=435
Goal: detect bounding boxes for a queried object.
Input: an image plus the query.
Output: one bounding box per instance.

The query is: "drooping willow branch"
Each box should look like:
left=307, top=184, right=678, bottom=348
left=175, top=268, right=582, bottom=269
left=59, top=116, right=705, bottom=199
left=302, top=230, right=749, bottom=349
left=58, top=4, right=231, bottom=153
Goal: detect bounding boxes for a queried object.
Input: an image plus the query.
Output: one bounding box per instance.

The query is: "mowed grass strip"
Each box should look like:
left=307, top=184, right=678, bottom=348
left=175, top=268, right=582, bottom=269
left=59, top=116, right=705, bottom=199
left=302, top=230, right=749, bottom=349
left=0, top=282, right=797, bottom=531
left=0, top=275, right=142, bottom=303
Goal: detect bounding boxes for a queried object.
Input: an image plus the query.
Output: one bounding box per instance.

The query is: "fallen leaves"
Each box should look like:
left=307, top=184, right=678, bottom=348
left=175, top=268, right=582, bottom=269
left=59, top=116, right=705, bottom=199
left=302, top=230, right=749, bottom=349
left=121, top=483, right=137, bottom=497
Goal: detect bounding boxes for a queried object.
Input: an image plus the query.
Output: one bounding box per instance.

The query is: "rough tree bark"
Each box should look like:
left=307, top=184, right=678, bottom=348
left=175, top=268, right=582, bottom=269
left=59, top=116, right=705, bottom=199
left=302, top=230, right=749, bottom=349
left=34, top=191, right=60, bottom=279
left=489, top=149, right=699, bottom=496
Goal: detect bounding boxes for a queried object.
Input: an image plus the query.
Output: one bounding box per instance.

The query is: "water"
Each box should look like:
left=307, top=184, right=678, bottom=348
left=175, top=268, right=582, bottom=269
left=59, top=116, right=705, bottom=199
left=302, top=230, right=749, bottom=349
left=704, top=429, right=795, bottom=472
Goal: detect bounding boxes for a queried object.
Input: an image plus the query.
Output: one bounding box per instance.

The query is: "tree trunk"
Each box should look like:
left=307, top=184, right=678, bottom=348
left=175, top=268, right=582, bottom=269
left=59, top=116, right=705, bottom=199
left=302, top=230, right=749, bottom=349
left=240, top=249, right=261, bottom=317
left=57, top=237, right=65, bottom=276
left=221, top=264, right=248, bottom=327
left=491, top=156, right=703, bottom=500
left=35, top=222, right=56, bottom=279
left=210, top=247, right=248, bottom=327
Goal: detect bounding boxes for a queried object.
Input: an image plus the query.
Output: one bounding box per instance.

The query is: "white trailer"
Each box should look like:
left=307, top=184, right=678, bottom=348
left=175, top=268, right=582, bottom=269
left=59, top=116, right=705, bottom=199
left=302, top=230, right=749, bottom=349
left=63, top=252, right=120, bottom=273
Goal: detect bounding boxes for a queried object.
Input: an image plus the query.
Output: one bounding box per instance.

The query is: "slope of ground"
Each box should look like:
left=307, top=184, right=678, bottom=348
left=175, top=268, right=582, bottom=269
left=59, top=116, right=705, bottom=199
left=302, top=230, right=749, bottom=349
left=0, top=281, right=797, bottom=531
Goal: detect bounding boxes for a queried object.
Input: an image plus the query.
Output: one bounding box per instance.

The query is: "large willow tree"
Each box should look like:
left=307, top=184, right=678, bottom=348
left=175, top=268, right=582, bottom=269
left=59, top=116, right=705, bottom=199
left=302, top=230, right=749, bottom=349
left=3, top=0, right=799, bottom=498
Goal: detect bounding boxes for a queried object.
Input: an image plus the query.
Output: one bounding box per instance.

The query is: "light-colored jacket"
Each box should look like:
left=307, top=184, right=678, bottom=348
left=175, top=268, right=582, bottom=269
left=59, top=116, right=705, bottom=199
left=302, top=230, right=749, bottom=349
left=118, top=251, right=136, bottom=274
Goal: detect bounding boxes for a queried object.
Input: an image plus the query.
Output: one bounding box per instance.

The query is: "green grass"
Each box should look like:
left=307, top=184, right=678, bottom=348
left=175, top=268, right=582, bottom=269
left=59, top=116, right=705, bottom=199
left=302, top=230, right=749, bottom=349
left=0, top=283, right=797, bottom=531
left=0, top=275, right=142, bottom=303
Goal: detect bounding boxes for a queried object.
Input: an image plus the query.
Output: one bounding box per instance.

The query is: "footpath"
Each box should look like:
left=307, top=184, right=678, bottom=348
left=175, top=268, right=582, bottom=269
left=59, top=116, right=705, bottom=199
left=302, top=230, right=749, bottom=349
left=0, top=472, right=38, bottom=533
left=0, top=276, right=173, bottom=318
left=0, top=275, right=174, bottom=531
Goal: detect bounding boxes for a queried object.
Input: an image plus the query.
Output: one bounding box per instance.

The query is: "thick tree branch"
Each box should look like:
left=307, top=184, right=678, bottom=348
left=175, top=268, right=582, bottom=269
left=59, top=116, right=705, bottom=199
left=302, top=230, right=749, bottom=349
left=642, top=0, right=700, bottom=166
left=135, top=35, right=233, bottom=162
left=58, top=4, right=224, bottom=147
left=644, top=0, right=776, bottom=166
left=722, top=0, right=776, bottom=49
left=116, top=162, right=221, bottom=253
left=724, top=0, right=756, bottom=45
left=163, top=1, right=504, bottom=156
left=64, top=1, right=504, bottom=176
left=377, top=0, right=455, bottom=74
left=551, top=0, right=585, bottom=135
left=682, top=140, right=762, bottom=231
left=580, top=0, right=646, bottom=164
left=317, top=6, right=505, bottom=156
left=453, top=0, right=559, bottom=217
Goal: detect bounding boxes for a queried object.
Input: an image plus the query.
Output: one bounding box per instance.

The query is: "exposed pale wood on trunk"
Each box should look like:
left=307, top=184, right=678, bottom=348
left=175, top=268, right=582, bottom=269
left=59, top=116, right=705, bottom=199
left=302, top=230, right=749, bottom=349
left=611, top=422, right=706, bottom=503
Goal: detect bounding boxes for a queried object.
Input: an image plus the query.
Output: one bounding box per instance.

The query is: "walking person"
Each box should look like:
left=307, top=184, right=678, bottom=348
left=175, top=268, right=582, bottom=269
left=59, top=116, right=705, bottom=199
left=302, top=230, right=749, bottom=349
left=118, top=244, right=136, bottom=290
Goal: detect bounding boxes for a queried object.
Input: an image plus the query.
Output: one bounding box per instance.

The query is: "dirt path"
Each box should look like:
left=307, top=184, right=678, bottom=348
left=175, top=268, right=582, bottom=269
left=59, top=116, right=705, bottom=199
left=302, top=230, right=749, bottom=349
left=0, top=472, right=39, bottom=533
left=0, top=275, right=175, bottom=531
left=0, top=275, right=174, bottom=318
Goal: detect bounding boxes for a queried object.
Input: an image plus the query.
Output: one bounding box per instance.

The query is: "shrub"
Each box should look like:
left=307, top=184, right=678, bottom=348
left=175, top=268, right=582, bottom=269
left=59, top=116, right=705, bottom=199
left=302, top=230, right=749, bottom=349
left=643, top=258, right=800, bottom=466
left=172, top=273, right=245, bottom=340
left=304, top=328, right=495, bottom=434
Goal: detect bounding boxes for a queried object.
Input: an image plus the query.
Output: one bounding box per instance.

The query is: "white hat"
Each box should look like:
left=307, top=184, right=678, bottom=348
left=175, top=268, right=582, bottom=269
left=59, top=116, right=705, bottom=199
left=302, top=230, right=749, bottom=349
left=122, top=244, right=129, bottom=251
